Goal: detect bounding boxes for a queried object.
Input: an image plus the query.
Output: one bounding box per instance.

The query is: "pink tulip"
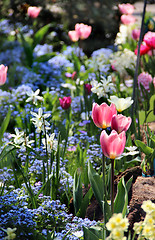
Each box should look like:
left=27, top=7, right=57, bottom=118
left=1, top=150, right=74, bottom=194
left=71, top=71, right=77, bottom=80
left=75, top=23, right=92, bottom=40
left=68, top=30, right=80, bottom=42
left=111, top=114, right=132, bottom=133
left=131, top=29, right=140, bottom=41
left=92, top=102, right=117, bottom=129
left=84, top=83, right=92, bottom=95
left=121, top=14, right=136, bottom=25
left=100, top=130, right=126, bottom=159
left=143, top=31, right=155, bottom=49
left=27, top=6, right=40, bottom=19
left=135, top=43, right=151, bottom=56
left=59, top=96, right=72, bottom=109
left=0, top=64, right=8, bottom=86
left=118, top=3, right=134, bottom=15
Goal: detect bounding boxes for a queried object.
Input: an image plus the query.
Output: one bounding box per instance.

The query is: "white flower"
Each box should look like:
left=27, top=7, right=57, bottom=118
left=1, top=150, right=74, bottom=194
left=81, top=112, right=89, bottom=120
left=76, top=78, right=84, bottom=85
left=115, top=24, right=132, bottom=45
left=11, top=128, right=24, bottom=145
left=6, top=228, right=17, bottom=240
left=31, top=108, right=51, bottom=133
left=72, top=230, right=83, bottom=238
left=123, top=146, right=139, bottom=156
left=108, top=96, right=133, bottom=112
left=141, top=200, right=155, bottom=214
left=21, top=136, right=35, bottom=151
left=133, top=221, right=143, bottom=234
left=42, top=133, right=58, bottom=153
left=110, top=48, right=136, bottom=77
left=61, top=83, right=76, bottom=90
left=26, top=89, right=43, bottom=105
left=91, top=75, right=115, bottom=99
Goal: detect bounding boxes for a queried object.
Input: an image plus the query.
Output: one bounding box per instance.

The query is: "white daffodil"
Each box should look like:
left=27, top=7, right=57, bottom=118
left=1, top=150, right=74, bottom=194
left=42, top=133, right=58, bottom=153
left=11, top=128, right=24, bottom=145
left=31, top=108, right=51, bottom=133
left=26, top=89, right=43, bottom=105
left=21, top=136, right=35, bottom=151
left=6, top=227, right=17, bottom=240
left=108, top=96, right=133, bottom=112
left=91, top=75, right=115, bottom=99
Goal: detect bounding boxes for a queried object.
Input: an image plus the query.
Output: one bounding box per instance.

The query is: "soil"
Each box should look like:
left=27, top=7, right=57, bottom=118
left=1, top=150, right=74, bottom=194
left=128, top=176, right=155, bottom=230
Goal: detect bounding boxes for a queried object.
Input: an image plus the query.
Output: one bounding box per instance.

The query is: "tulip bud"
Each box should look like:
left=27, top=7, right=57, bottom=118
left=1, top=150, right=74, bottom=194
left=84, top=83, right=92, bottom=95
left=27, top=6, right=40, bottom=19
left=111, top=114, right=132, bottom=133
left=59, top=96, right=72, bottom=109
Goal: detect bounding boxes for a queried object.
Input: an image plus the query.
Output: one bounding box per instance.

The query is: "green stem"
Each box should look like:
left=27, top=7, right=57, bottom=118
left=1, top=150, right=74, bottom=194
left=111, top=159, right=114, bottom=214
left=62, top=108, right=71, bottom=160
left=102, top=154, right=107, bottom=238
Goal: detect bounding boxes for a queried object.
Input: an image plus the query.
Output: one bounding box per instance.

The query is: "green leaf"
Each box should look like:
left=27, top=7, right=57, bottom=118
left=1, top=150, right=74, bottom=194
left=83, top=226, right=101, bottom=240
left=125, top=132, right=133, bottom=147
left=77, top=187, right=93, bottom=218
left=35, top=52, right=56, bottom=62
left=135, top=140, right=153, bottom=155
left=0, top=108, right=11, bottom=145
left=102, top=199, right=111, bottom=223
left=88, top=161, right=103, bottom=209
left=114, top=176, right=132, bottom=217
left=0, top=144, right=18, bottom=162
left=72, top=52, right=81, bottom=73
left=20, top=32, right=33, bottom=67
left=125, top=68, right=134, bottom=78
left=73, top=170, right=83, bottom=214
left=33, top=23, right=52, bottom=49
left=122, top=177, right=133, bottom=217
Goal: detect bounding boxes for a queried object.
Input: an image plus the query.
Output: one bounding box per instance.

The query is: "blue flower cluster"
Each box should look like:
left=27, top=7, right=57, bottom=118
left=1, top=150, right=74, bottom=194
left=0, top=192, right=36, bottom=239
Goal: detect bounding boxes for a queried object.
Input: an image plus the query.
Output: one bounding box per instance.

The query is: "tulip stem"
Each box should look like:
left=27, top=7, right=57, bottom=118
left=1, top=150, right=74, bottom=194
left=102, top=154, right=107, bottom=238
left=111, top=159, right=114, bottom=214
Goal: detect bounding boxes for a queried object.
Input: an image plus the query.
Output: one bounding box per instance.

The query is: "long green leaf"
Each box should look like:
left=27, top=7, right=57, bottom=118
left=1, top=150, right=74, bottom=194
left=88, top=161, right=103, bottom=209
left=35, top=52, right=56, bottom=62
left=77, top=187, right=93, bottom=218
left=0, top=144, right=19, bottom=162
left=135, top=139, right=153, bottom=155
left=73, top=170, right=83, bottom=214
left=20, top=32, right=33, bottom=67
left=114, top=176, right=132, bottom=217
left=33, top=23, right=52, bottom=49
left=122, top=177, right=133, bottom=217
left=0, top=108, right=11, bottom=145
left=83, top=226, right=101, bottom=240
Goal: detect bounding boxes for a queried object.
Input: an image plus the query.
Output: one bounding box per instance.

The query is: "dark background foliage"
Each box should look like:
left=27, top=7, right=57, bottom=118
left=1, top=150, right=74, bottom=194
left=0, top=0, right=139, bottom=54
